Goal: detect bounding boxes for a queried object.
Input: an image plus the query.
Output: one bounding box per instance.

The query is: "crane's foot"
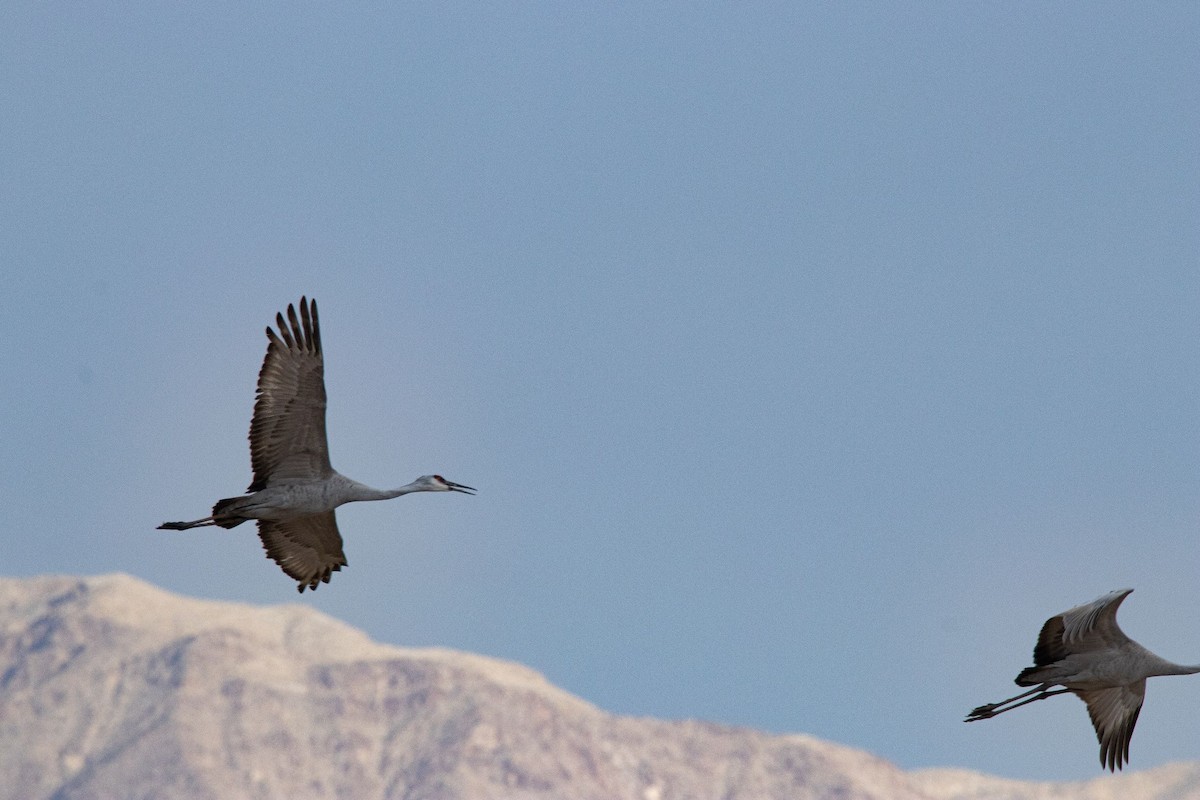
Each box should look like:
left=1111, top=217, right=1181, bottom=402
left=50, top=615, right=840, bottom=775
left=157, top=517, right=215, bottom=531
left=965, top=703, right=998, bottom=721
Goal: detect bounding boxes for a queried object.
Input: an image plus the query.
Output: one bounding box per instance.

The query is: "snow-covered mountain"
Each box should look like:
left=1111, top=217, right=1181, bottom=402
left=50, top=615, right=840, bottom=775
left=2, top=574, right=1197, bottom=800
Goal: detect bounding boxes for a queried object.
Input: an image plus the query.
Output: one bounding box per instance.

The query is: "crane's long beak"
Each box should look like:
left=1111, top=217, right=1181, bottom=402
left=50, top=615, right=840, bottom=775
left=446, top=481, right=476, bottom=495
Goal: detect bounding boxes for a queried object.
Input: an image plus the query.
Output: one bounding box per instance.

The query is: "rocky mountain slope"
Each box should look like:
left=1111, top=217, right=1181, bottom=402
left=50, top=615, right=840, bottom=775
left=2, top=574, right=1198, bottom=800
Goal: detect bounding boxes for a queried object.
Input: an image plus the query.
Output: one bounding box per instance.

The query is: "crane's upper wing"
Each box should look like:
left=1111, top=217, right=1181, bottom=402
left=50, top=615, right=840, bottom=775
left=1032, top=589, right=1135, bottom=667
left=248, top=297, right=331, bottom=491
left=257, top=513, right=347, bottom=592
left=1076, top=682, right=1145, bottom=772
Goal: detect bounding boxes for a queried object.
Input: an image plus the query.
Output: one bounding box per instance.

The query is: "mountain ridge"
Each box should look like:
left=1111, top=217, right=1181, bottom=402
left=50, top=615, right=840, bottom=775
left=2, top=573, right=1198, bottom=799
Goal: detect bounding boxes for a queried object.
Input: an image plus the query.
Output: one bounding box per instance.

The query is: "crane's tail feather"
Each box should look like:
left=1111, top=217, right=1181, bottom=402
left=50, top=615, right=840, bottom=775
left=210, top=496, right=254, bottom=529
left=1016, top=665, right=1052, bottom=686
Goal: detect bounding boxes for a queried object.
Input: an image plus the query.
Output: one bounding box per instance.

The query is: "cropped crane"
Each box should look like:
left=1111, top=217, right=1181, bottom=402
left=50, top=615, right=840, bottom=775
left=965, top=588, right=1200, bottom=771
left=159, top=297, right=474, bottom=592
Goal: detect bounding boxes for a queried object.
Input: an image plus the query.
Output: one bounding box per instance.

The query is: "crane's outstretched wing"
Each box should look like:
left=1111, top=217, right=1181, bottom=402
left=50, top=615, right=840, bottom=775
left=257, top=513, right=347, bottom=592
left=1059, top=588, right=1134, bottom=647
left=1031, top=589, right=1134, bottom=667
left=1017, top=589, right=1134, bottom=688
left=248, top=297, right=332, bottom=491
left=1077, top=682, right=1145, bottom=771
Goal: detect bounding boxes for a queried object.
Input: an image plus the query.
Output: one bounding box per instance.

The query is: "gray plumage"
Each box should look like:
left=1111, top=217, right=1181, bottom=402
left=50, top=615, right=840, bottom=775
left=966, top=588, right=1200, bottom=771
left=159, top=297, right=474, bottom=592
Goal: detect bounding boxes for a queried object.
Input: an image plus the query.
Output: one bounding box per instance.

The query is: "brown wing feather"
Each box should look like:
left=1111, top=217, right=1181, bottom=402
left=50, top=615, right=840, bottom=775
left=1032, top=614, right=1069, bottom=666
left=248, top=297, right=332, bottom=491
left=257, top=513, right=348, bottom=592
left=1077, top=682, right=1144, bottom=771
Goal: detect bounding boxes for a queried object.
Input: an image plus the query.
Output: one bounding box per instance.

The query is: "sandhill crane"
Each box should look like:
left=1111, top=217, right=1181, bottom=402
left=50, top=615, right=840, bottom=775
left=965, top=588, right=1200, bottom=771
left=159, top=297, right=474, bottom=592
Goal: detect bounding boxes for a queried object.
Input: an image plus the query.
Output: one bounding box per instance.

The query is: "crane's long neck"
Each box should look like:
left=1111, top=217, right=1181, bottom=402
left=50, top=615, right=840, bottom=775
left=342, top=479, right=425, bottom=503
left=1162, top=663, right=1200, bottom=676
left=1144, top=651, right=1200, bottom=676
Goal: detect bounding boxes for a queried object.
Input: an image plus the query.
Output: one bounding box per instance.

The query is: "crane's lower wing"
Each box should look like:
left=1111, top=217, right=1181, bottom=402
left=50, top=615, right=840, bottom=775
left=257, top=513, right=347, bottom=592
left=1077, top=682, right=1145, bottom=772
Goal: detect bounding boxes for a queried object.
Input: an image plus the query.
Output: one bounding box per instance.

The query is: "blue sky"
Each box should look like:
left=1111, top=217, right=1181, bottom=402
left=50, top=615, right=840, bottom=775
left=3, top=2, right=1199, bottom=782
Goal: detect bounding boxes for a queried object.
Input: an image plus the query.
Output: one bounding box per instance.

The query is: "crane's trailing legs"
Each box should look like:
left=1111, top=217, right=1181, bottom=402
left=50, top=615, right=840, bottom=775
left=159, top=516, right=217, bottom=530
left=965, top=685, right=1072, bottom=721
left=159, top=494, right=264, bottom=531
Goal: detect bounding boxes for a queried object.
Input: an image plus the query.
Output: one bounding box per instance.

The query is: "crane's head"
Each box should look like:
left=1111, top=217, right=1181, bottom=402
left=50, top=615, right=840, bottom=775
left=416, top=474, right=476, bottom=495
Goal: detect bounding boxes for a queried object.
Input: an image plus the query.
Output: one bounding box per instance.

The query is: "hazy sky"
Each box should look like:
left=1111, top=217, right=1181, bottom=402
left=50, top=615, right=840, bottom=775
left=3, top=2, right=1199, bottom=783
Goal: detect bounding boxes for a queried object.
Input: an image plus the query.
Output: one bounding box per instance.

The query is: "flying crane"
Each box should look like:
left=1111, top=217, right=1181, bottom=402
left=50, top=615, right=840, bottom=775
left=159, top=297, right=474, bottom=591
left=965, top=588, right=1200, bottom=771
